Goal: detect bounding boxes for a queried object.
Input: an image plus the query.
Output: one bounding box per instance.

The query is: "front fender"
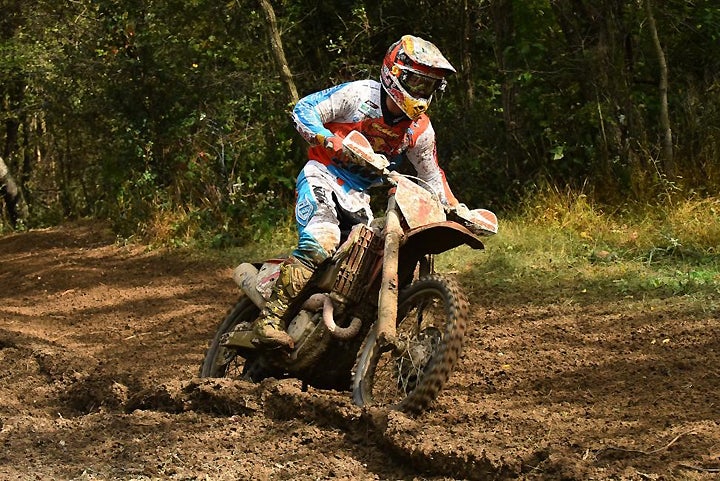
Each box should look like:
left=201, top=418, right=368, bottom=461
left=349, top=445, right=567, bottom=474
left=397, top=221, right=485, bottom=284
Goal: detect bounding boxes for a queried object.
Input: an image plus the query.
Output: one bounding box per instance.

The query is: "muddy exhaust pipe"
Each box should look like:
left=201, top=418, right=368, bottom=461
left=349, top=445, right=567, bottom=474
left=234, top=265, right=361, bottom=340
left=232, top=263, right=267, bottom=309
left=303, top=294, right=362, bottom=340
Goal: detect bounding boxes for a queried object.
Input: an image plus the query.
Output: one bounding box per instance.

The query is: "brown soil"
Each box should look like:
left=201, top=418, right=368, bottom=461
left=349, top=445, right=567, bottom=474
left=1, top=222, right=718, bottom=480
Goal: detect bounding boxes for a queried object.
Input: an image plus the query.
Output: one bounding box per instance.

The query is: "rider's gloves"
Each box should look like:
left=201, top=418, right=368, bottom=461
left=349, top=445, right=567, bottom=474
left=452, top=202, right=470, bottom=216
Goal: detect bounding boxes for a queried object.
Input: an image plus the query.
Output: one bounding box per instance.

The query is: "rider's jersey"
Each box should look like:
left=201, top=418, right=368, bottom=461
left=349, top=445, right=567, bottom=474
left=292, top=79, right=457, bottom=205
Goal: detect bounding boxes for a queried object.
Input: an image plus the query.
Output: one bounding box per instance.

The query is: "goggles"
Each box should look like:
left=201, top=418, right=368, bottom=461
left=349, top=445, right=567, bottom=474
left=398, top=67, right=445, bottom=99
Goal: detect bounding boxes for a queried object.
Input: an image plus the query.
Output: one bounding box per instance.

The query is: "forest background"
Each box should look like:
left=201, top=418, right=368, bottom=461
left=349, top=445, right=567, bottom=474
left=1, top=0, right=719, bottom=246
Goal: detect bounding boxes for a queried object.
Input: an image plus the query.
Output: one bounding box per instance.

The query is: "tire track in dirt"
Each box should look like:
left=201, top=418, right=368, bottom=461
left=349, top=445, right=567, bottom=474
left=128, top=378, right=529, bottom=480
left=1, top=223, right=719, bottom=480
left=0, top=326, right=523, bottom=480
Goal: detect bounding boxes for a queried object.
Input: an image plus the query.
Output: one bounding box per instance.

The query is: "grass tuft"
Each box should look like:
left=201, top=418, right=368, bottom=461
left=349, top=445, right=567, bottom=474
left=438, top=191, right=720, bottom=313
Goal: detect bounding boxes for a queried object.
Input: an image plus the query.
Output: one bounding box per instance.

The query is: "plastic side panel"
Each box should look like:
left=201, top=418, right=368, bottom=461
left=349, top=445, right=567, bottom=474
left=394, top=175, right=446, bottom=229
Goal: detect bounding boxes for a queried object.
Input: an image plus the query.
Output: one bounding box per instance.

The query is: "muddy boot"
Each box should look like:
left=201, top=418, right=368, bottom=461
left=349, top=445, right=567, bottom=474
left=253, top=256, right=314, bottom=349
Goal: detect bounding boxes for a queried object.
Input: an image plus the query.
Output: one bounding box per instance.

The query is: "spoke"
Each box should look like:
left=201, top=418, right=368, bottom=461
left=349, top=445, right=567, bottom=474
left=354, top=276, right=466, bottom=413
left=369, top=290, right=446, bottom=404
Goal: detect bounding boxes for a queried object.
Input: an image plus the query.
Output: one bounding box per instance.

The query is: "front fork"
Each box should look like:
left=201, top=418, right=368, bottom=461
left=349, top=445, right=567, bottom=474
left=376, top=199, right=402, bottom=351
left=375, top=199, right=437, bottom=354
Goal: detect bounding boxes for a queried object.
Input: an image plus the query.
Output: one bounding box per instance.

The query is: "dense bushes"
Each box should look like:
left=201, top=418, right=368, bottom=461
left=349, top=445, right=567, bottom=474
left=2, top=0, right=719, bottom=243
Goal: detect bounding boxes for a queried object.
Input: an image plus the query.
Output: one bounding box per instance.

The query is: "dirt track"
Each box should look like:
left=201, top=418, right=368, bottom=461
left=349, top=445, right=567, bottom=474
left=0, top=222, right=718, bottom=480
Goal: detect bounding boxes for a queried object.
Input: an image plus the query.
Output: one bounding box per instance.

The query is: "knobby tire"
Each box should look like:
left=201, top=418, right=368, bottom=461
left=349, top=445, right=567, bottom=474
left=199, top=296, right=270, bottom=381
left=352, top=274, right=469, bottom=414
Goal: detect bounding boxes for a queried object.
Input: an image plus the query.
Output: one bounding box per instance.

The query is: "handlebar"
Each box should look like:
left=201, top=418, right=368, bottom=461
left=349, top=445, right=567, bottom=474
left=340, top=130, right=497, bottom=236
left=341, top=130, right=391, bottom=177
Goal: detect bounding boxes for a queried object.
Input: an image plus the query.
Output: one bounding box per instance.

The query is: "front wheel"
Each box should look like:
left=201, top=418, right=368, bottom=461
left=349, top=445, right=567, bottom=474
left=352, top=274, right=468, bottom=414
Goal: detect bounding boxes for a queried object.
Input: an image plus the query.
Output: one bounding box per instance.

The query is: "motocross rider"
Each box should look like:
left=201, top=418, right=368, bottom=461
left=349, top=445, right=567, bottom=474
left=253, top=35, right=462, bottom=349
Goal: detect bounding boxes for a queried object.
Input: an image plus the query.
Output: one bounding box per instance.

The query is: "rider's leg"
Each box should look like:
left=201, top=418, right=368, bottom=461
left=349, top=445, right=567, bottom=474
left=251, top=161, right=375, bottom=348
left=253, top=255, right=315, bottom=348
left=251, top=162, right=341, bottom=348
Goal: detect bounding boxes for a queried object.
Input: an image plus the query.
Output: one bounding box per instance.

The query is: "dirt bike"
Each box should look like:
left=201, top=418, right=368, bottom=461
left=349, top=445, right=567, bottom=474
left=199, top=131, right=497, bottom=414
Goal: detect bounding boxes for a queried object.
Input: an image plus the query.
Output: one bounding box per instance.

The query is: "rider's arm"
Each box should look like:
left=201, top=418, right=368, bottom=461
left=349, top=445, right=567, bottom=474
left=292, top=82, right=364, bottom=147
left=406, top=123, right=459, bottom=207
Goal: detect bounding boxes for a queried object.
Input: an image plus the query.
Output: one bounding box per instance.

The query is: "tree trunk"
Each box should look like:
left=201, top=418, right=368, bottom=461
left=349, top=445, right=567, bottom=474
left=489, top=0, right=523, bottom=175
left=257, top=0, right=299, bottom=105
left=461, top=0, right=474, bottom=108
left=645, top=0, right=673, bottom=174
left=550, top=0, right=650, bottom=192
left=0, top=156, right=28, bottom=228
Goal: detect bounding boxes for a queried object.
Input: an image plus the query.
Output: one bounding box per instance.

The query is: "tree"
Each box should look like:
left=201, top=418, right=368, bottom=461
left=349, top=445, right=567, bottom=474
left=644, top=0, right=673, bottom=175
left=257, top=0, right=298, bottom=105
left=1, top=0, right=719, bottom=241
left=0, top=156, right=28, bottom=227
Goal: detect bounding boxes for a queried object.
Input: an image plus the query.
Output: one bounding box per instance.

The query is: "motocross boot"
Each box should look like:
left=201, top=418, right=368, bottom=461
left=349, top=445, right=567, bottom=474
left=253, top=256, right=314, bottom=349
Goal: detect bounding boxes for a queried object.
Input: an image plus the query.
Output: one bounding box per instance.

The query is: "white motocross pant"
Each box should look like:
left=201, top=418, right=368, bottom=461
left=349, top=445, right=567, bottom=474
left=292, top=160, right=373, bottom=267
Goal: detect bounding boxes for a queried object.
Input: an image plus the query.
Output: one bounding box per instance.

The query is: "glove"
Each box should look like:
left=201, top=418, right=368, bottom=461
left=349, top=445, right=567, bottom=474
left=452, top=202, right=470, bottom=216
left=450, top=203, right=498, bottom=235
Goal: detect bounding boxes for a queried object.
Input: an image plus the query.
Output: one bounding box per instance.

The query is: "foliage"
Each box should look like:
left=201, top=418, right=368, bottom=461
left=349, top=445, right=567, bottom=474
left=437, top=189, right=720, bottom=311
left=2, top=0, right=720, bottom=244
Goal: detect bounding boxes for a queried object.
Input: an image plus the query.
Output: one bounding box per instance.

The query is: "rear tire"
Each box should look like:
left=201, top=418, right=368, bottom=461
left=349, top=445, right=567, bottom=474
left=352, top=274, right=468, bottom=414
left=199, top=297, right=273, bottom=381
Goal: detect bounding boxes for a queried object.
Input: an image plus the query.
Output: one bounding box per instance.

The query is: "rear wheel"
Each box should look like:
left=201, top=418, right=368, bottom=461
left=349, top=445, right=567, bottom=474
left=199, top=297, right=273, bottom=381
left=352, top=274, right=468, bottom=414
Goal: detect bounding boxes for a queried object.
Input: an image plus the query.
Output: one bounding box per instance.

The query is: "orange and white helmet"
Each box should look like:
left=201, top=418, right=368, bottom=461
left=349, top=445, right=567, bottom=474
left=380, top=35, right=456, bottom=120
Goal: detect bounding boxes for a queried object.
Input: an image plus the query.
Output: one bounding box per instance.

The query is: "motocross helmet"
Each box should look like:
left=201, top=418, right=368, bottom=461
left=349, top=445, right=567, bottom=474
left=380, top=35, right=456, bottom=120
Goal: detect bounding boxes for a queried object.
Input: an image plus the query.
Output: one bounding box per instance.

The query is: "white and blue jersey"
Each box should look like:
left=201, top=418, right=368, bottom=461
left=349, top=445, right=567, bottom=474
left=289, top=79, right=457, bottom=266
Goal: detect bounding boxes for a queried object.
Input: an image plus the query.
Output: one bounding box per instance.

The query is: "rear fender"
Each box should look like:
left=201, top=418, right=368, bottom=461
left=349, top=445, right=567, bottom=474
left=397, top=221, right=484, bottom=285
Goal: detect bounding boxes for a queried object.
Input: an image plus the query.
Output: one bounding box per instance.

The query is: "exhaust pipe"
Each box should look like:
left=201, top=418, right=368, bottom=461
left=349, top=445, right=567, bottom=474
left=303, top=294, right=362, bottom=340
left=232, top=263, right=267, bottom=309
left=233, top=268, right=362, bottom=340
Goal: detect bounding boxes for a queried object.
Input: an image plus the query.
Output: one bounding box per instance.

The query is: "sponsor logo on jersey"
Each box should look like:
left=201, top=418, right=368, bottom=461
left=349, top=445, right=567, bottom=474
left=359, top=100, right=379, bottom=116
left=370, top=122, right=401, bottom=138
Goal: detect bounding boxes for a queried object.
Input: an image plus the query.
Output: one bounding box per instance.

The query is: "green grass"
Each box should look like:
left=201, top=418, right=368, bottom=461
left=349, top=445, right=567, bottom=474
left=437, top=194, right=720, bottom=313
left=180, top=190, right=719, bottom=315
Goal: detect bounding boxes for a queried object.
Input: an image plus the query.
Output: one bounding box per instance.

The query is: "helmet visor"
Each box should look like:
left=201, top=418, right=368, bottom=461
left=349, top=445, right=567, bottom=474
left=398, top=68, right=443, bottom=99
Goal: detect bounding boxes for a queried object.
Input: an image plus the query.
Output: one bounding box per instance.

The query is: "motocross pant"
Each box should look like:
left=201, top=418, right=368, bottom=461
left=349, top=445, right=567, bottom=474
left=292, top=160, right=373, bottom=268
left=252, top=161, right=374, bottom=348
